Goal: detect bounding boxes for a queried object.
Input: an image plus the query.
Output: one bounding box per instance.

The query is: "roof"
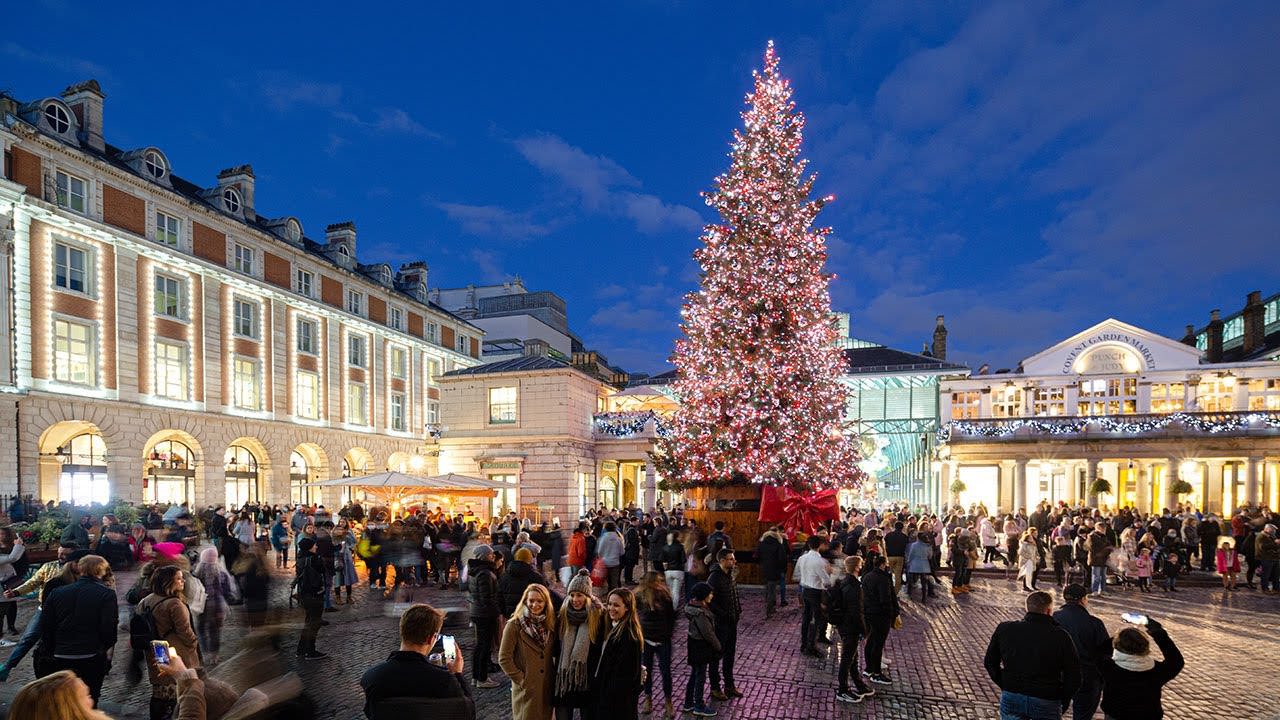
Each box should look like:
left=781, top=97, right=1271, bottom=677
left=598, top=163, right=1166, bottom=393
left=842, top=345, right=969, bottom=375
left=442, top=354, right=590, bottom=378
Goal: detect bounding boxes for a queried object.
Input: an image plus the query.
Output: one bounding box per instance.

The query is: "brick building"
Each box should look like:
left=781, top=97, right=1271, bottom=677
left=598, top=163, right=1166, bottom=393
left=0, top=80, right=481, bottom=508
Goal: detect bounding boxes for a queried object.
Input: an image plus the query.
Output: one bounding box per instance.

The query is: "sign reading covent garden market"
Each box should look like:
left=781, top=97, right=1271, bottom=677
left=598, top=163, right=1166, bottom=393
left=1060, top=332, right=1158, bottom=375
left=1019, top=319, right=1203, bottom=377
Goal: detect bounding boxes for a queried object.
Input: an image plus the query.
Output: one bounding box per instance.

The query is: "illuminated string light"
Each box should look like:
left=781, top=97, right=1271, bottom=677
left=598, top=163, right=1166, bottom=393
left=940, top=411, right=1280, bottom=443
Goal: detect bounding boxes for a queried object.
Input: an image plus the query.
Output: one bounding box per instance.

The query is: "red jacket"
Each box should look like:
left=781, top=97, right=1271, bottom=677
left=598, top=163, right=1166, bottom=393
left=568, top=532, right=587, bottom=567
left=1216, top=548, right=1240, bottom=573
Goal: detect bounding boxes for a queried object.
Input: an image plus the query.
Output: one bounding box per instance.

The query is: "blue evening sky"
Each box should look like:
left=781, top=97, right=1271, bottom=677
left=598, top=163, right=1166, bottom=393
left=5, top=2, right=1278, bottom=373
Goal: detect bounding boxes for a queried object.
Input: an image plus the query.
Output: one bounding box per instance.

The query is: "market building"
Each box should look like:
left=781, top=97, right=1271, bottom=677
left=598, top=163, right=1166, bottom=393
left=0, top=80, right=482, bottom=508
left=936, top=304, right=1280, bottom=515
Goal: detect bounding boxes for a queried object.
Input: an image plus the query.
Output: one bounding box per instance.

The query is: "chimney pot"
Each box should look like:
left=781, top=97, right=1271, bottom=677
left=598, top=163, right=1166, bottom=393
left=1242, top=290, right=1267, bottom=355
left=61, top=80, right=106, bottom=152
left=1206, top=309, right=1225, bottom=362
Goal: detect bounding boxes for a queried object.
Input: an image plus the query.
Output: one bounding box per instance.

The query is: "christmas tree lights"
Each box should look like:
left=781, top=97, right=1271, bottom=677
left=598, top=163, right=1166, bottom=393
left=654, top=43, right=865, bottom=493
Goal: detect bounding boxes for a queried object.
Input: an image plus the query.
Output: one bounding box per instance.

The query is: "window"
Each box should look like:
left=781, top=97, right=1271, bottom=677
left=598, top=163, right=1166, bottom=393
left=54, top=171, right=87, bottom=213
left=426, top=358, right=441, bottom=385
left=348, top=335, right=367, bottom=367
left=950, top=391, right=981, bottom=420
left=427, top=400, right=440, bottom=424
left=1249, top=378, right=1280, bottom=411
left=233, top=298, right=258, bottom=339
left=427, top=322, right=438, bottom=343
left=154, top=211, right=180, bottom=247
left=53, top=242, right=90, bottom=294
left=53, top=319, right=95, bottom=385
left=296, top=370, right=320, bottom=419
left=346, top=289, right=364, bottom=315
left=1150, top=383, right=1185, bottom=413
left=347, top=383, right=368, bottom=425
left=1196, top=378, right=1235, bottom=412
left=154, top=274, right=185, bottom=319
left=489, top=386, right=517, bottom=424
left=337, top=245, right=350, bottom=258
left=45, top=103, right=71, bottom=133
left=144, top=150, right=167, bottom=179
left=233, top=358, right=261, bottom=410
left=992, top=385, right=1023, bottom=418
left=388, top=306, right=404, bottom=331
left=457, top=333, right=469, bottom=354
left=1077, top=378, right=1137, bottom=415
left=233, top=243, right=254, bottom=275
left=58, top=433, right=110, bottom=506
left=1032, top=386, right=1066, bottom=416
left=296, top=317, right=318, bottom=355
left=295, top=269, right=314, bottom=298
left=390, top=392, right=407, bottom=432
left=390, top=345, right=408, bottom=379
left=222, top=187, right=242, bottom=214
left=154, top=341, right=188, bottom=400
left=286, top=220, right=302, bottom=244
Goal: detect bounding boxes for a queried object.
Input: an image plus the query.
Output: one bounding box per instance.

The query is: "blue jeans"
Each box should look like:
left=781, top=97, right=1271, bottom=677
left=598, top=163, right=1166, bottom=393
left=643, top=641, right=673, bottom=699
left=1090, top=566, right=1106, bottom=594
left=684, top=661, right=708, bottom=708
left=1000, top=690, right=1064, bottom=720
left=2, top=607, right=41, bottom=669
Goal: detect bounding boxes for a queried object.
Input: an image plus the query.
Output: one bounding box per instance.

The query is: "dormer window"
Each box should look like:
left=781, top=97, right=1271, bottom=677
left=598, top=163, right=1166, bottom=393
left=144, top=150, right=167, bottom=180
left=287, top=220, right=302, bottom=243
left=337, top=245, right=351, bottom=258
left=45, top=103, right=71, bottom=134
left=222, top=187, right=242, bottom=214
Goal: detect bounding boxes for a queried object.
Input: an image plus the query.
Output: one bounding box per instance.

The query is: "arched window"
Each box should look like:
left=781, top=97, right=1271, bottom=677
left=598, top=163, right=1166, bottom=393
left=144, top=150, right=167, bottom=179
left=224, top=444, right=260, bottom=508
left=598, top=476, right=618, bottom=511
left=290, top=450, right=312, bottom=505
left=222, top=187, right=242, bottom=214
left=147, top=440, right=195, bottom=505
left=44, top=103, right=70, bottom=134
left=59, top=432, right=109, bottom=505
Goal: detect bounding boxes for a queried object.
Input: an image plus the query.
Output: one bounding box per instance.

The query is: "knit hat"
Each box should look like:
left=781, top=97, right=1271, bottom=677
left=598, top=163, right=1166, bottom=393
left=297, top=537, right=316, bottom=553
left=472, top=543, right=494, bottom=560
left=1062, top=583, right=1088, bottom=602
left=514, top=547, right=534, bottom=563
left=566, top=568, right=592, bottom=597
left=690, top=582, right=713, bottom=602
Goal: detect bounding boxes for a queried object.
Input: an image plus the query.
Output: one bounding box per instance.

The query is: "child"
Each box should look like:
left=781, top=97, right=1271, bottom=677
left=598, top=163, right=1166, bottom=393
left=1052, top=536, right=1073, bottom=588
left=684, top=582, right=721, bottom=717
left=1216, top=540, right=1240, bottom=591
left=1162, top=550, right=1182, bottom=592
left=1134, top=547, right=1153, bottom=593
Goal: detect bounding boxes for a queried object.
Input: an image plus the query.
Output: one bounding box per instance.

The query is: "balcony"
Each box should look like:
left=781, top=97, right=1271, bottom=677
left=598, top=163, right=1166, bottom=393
left=940, top=410, right=1280, bottom=443
left=593, top=411, right=670, bottom=441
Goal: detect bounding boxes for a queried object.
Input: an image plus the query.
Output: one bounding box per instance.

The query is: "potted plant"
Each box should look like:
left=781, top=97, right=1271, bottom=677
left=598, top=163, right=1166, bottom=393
left=1169, top=479, right=1194, bottom=497
left=949, top=479, right=967, bottom=504
left=1088, top=477, right=1112, bottom=497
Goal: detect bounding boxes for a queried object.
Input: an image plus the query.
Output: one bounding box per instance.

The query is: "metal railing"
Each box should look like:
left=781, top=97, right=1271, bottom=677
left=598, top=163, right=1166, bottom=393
left=940, top=410, right=1280, bottom=442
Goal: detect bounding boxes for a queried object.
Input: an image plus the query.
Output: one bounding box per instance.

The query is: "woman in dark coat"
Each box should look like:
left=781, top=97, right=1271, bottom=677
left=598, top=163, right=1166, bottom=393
left=635, top=573, right=676, bottom=717
left=590, top=588, right=643, bottom=720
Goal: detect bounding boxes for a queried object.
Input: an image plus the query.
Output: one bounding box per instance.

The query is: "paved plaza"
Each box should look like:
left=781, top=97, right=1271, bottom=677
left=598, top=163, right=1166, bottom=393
left=1, top=558, right=1277, bottom=719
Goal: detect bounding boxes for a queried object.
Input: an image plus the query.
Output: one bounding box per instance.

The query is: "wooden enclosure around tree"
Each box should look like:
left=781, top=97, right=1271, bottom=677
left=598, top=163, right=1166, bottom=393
left=684, top=484, right=770, bottom=585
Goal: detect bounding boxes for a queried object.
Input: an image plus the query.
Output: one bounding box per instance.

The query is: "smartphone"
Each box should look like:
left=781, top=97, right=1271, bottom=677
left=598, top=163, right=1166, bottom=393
left=151, top=640, right=172, bottom=666
left=1120, top=612, right=1148, bottom=626
left=441, top=635, right=457, bottom=663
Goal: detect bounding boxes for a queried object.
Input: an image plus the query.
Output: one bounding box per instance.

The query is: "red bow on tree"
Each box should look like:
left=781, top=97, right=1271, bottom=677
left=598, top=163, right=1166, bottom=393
left=758, top=486, right=840, bottom=536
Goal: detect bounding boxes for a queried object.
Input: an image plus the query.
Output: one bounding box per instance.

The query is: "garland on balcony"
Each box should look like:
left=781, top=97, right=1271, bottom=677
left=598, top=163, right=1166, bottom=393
left=939, top=412, right=1280, bottom=443
left=593, top=411, right=671, bottom=439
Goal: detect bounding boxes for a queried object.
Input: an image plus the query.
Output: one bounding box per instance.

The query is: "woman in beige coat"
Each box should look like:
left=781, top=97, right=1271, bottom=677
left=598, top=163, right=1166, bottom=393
left=139, top=564, right=202, bottom=720
left=499, top=583, right=556, bottom=720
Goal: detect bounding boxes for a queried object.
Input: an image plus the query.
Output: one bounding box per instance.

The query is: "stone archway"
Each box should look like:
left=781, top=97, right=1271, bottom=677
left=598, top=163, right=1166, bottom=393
left=289, top=443, right=329, bottom=505
left=223, top=436, right=272, bottom=509
left=36, top=420, right=109, bottom=505
left=141, top=429, right=203, bottom=507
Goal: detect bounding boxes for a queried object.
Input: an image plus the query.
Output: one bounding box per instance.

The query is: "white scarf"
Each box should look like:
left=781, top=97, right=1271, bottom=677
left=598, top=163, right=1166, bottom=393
left=1112, top=649, right=1156, bottom=672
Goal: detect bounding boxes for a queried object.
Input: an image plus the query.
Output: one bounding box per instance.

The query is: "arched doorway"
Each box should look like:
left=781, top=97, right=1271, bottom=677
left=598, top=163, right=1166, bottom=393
left=290, top=443, right=328, bottom=506
left=342, top=448, right=374, bottom=505
left=387, top=451, right=412, bottom=474
left=598, top=476, right=618, bottom=511
left=47, top=429, right=110, bottom=505
left=144, top=438, right=196, bottom=506
left=224, top=441, right=264, bottom=509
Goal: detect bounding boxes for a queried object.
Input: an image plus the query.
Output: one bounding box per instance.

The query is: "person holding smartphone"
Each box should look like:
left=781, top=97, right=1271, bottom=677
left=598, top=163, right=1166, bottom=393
left=361, top=603, right=473, bottom=720
left=1096, top=615, right=1184, bottom=720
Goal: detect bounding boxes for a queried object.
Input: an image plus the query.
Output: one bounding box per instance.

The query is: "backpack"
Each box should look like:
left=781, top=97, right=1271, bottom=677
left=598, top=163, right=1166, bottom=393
left=129, top=598, right=172, bottom=651
left=825, top=580, right=847, bottom=625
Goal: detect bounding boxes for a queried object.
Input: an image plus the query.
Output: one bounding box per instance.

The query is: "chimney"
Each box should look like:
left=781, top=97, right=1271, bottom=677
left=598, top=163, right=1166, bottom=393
left=523, top=338, right=551, bottom=357
left=1206, top=309, right=1224, bottom=363
left=61, top=80, right=105, bottom=152
left=931, top=315, right=948, bottom=361
left=921, top=342, right=932, bottom=357
left=216, top=165, right=255, bottom=219
left=1242, top=291, right=1265, bottom=356
left=395, top=262, right=429, bottom=302
left=325, top=222, right=357, bottom=268
left=1180, top=324, right=1197, bottom=347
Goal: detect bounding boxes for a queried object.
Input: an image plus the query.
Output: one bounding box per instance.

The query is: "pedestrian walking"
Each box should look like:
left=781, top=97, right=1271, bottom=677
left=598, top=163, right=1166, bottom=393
left=190, top=547, right=240, bottom=665
left=499, top=584, right=556, bottom=720
left=35, top=555, right=116, bottom=706
left=1216, top=540, right=1240, bottom=591
left=1257, top=524, right=1280, bottom=592
left=683, top=582, right=721, bottom=718
left=834, top=556, right=874, bottom=704
left=861, top=555, right=898, bottom=686
left=137, top=564, right=201, bottom=720
left=983, top=590, right=1081, bottom=720
left=905, top=532, right=936, bottom=602
left=706, top=549, right=741, bottom=702
left=467, top=543, right=502, bottom=689
left=1052, top=584, right=1110, bottom=720
left=292, top=537, right=327, bottom=659
left=636, top=572, right=677, bottom=718
left=757, top=526, right=789, bottom=617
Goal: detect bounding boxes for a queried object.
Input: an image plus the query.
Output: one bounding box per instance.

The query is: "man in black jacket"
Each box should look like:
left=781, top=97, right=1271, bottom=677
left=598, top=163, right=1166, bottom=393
left=622, top=518, right=642, bottom=584
left=37, top=554, right=117, bottom=705
left=497, top=547, right=547, bottom=617
left=984, top=591, right=1081, bottom=719
left=706, top=549, right=741, bottom=701
left=648, top=517, right=668, bottom=574
left=756, top=527, right=789, bottom=617
left=466, top=544, right=501, bottom=689
left=861, top=555, right=899, bottom=685
left=294, top=537, right=328, bottom=659
left=835, top=556, right=873, bottom=703
left=883, top=522, right=909, bottom=596
left=361, top=602, right=473, bottom=720
left=1052, top=584, right=1110, bottom=720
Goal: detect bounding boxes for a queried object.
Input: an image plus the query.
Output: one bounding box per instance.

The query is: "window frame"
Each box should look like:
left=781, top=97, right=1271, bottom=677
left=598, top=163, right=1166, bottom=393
left=296, top=317, right=319, bottom=355
left=154, top=210, right=181, bottom=247
left=488, top=386, right=518, bottom=425
left=52, top=317, right=97, bottom=386
left=346, top=382, right=369, bottom=426
left=222, top=187, right=242, bottom=214
left=233, top=243, right=255, bottom=275
left=295, top=369, right=321, bottom=419
left=295, top=268, right=315, bottom=298
left=390, top=392, right=407, bottom=432
left=143, top=150, right=167, bottom=180
left=54, top=170, right=88, bottom=214
left=153, top=273, right=187, bottom=320
left=427, top=322, right=438, bottom=343
left=52, top=240, right=93, bottom=296
left=45, top=103, right=71, bottom=134
left=388, top=305, right=405, bottom=331
left=232, top=298, right=259, bottom=339
left=346, top=288, right=364, bottom=316
left=348, top=334, right=367, bottom=368
left=232, top=356, right=262, bottom=410
left=153, top=340, right=189, bottom=401
left=389, top=345, right=408, bottom=380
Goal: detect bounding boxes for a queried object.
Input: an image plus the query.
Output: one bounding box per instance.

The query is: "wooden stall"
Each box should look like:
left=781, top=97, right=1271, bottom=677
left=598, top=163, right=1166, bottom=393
left=684, top=484, right=769, bottom=584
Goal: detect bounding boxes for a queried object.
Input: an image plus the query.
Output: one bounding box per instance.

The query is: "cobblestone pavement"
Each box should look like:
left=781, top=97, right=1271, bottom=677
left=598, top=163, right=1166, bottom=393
left=1, top=556, right=1276, bottom=719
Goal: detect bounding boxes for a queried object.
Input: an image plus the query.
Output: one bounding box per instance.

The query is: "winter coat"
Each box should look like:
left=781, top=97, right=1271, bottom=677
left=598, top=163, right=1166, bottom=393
left=637, top=590, right=676, bottom=645
left=1134, top=556, right=1153, bottom=578
left=568, top=533, right=588, bottom=567
left=590, top=625, right=642, bottom=720
left=139, top=593, right=202, bottom=689
left=979, top=520, right=998, bottom=547
left=660, top=541, right=686, bottom=571
left=1256, top=532, right=1280, bottom=562
left=983, top=612, right=1081, bottom=704
left=499, top=619, right=554, bottom=720
left=706, top=564, right=740, bottom=624
left=1086, top=531, right=1113, bottom=567
left=1051, top=603, right=1110, bottom=674
left=647, top=527, right=667, bottom=561
left=1216, top=548, right=1240, bottom=573
left=905, top=540, right=933, bottom=574
left=467, top=559, right=500, bottom=620
left=623, top=527, right=641, bottom=563
left=498, top=561, right=548, bottom=617
left=1097, top=622, right=1183, bottom=720
left=861, top=567, right=899, bottom=620
left=756, top=532, right=789, bottom=581
left=596, top=531, right=624, bottom=568
left=684, top=603, right=721, bottom=665
left=837, top=574, right=866, bottom=636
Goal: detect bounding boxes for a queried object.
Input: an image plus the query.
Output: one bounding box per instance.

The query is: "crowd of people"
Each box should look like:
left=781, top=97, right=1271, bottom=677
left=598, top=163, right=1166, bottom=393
left=0, top=496, right=1271, bottom=719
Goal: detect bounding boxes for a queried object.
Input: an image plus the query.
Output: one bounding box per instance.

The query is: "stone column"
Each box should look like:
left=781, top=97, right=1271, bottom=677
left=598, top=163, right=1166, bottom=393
left=1086, top=458, right=1100, bottom=509
left=1205, top=460, right=1225, bottom=514
left=1136, top=461, right=1152, bottom=515
left=1244, top=456, right=1262, bottom=508
left=940, top=461, right=953, bottom=509
left=1163, top=458, right=1180, bottom=513
left=1013, top=459, right=1027, bottom=513
left=644, top=463, right=657, bottom=511
left=998, top=460, right=1015, bottom=513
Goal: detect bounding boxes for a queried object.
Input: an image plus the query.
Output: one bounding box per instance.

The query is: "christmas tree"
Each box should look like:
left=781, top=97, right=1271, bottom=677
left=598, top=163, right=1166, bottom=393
left=654, top=42, right=865, bottom=494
